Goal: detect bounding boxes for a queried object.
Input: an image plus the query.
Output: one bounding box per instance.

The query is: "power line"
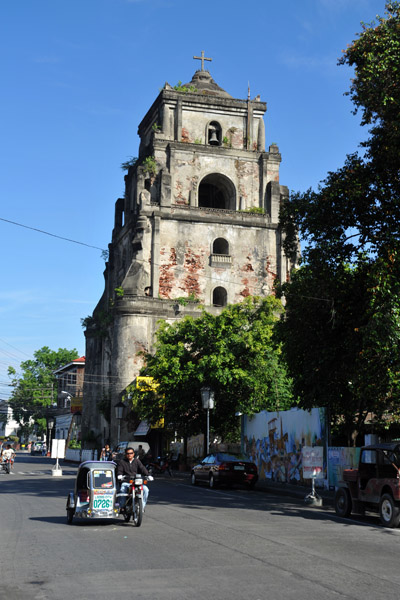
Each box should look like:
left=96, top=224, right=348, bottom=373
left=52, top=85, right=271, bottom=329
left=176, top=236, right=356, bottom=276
left=0, top=217, right=106, bottom=252
left=0, top=337, right=32, bottom=359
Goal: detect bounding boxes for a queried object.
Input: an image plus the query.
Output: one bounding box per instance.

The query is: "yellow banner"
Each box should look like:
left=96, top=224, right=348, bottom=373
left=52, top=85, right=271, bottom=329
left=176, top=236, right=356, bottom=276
left=71, top=398, right=83, bottom=413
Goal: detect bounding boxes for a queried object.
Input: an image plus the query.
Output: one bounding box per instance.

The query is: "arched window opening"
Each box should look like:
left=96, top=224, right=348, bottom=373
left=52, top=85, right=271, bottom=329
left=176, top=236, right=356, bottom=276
left=213, top=238, right=229, bottom=255
left=199, top=184, right=225, bottom=208
left=208, top=121, right=222, bottom=146
left=115, top=198, right=125, bottom=229
left=213, top=287, right=227, bottom=307
left=198, top=173, right=236, bottom=210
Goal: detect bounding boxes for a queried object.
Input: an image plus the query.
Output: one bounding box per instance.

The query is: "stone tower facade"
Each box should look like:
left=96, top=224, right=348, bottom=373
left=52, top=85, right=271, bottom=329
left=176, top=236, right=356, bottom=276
left=83, top=62, right=296, bottom=447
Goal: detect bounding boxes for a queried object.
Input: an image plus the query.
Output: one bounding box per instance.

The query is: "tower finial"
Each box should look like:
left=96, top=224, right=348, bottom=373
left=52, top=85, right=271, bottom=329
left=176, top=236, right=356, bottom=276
left=193, top=50, right=212, bottom=71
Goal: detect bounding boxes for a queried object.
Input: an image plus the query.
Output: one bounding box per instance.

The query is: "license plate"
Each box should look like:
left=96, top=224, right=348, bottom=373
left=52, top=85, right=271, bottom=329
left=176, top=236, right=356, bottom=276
left=233, top=465, right=245, bottom=471
left=93, top=496, right=113, bottom=510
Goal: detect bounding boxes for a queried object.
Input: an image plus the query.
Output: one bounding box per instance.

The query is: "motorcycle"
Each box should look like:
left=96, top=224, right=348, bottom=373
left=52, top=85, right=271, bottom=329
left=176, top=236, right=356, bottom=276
left=1, top=458, right=12, bottom=474
left=146, top=455, right=173, bottom=477
left=118, top=475, right=149, bottom=526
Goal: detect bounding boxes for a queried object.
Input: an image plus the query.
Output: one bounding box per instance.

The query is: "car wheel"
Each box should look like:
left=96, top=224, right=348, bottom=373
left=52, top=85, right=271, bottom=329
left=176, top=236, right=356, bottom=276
left=248, top=480, right=257, bottom=490
left=334, top=487, right=352, bottom=518
left=379, top=493, right=400, bottom=528
left=191, top=472, right=197, bottom=486
left=209, top=473, right=217, bottom=489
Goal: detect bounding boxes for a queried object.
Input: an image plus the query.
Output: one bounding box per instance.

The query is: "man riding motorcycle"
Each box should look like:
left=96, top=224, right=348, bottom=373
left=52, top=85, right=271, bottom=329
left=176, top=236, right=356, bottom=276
left=116, top=447, right=153, bottom=510
left=1, top=445, right=15, bottom=472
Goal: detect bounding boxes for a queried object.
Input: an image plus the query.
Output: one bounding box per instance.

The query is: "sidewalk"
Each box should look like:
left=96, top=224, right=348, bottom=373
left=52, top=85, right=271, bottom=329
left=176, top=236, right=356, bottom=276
left=172, top=469, right=335, bottom=506
left=256, top=478, right=335, bottom=506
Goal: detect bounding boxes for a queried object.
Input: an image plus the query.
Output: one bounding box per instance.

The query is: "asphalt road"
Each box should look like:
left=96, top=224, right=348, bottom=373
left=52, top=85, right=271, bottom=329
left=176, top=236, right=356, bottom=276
left=1, top=453, right=400, bottom=600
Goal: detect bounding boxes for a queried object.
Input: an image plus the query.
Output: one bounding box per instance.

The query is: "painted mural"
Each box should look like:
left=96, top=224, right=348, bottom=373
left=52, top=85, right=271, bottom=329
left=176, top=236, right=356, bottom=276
left=328, top=447, right=360, bottom=488
left=244, top=407, right=327, bottom=484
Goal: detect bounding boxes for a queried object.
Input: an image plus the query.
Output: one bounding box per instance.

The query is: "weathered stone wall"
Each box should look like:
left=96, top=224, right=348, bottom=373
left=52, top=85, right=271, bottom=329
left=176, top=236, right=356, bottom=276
left=83, top=71, right=299, bottom=448
left=157, top=218, right=279, bottom=302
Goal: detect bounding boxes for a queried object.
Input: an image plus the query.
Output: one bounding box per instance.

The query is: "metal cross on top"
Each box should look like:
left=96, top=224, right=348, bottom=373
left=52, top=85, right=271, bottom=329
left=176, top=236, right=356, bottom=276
left=193, top=50, right=212, bottom=71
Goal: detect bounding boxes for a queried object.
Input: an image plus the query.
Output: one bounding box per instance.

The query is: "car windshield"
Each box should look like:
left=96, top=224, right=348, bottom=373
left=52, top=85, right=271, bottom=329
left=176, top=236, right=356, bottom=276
left=93, top=469, right=114, bottom=488
left=383, top=450, right=400, bottom=468
left=216, top=453, right=251, bottom=462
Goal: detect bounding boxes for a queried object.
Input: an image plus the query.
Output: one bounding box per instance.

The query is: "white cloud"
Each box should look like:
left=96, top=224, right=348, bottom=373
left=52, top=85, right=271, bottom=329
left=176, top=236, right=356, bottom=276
left=279, top=52, right=337, bottom=72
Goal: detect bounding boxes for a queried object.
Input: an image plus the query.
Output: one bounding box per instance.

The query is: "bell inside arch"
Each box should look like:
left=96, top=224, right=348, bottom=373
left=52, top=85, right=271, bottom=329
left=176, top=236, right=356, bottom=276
left=208, top=129, right=219, bottom=145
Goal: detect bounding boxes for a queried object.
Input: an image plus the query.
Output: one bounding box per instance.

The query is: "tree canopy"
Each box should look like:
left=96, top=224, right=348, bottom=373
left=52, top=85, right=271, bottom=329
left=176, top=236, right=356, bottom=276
left=7, top=346, right=79, bottom=438
left=131, top=296, right=294, bottom=442
left=278, top=2, right=400, bottom=444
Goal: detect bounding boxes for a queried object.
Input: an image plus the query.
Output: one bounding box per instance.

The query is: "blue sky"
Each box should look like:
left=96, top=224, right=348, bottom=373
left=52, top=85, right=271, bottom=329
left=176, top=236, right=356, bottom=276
left=0, top=0, right=387, bottom=397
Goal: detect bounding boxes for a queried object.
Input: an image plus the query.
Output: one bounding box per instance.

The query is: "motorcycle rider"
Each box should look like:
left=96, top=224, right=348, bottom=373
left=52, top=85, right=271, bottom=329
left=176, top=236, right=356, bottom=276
left=1, top=444, right=15, bottom=471
left=116, top=447, right=153, bottom=510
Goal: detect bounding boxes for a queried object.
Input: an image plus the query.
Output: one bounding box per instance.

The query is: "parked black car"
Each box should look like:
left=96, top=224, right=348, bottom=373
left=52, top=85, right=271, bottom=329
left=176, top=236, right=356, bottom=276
left=191, top=452, right=258, bottom=489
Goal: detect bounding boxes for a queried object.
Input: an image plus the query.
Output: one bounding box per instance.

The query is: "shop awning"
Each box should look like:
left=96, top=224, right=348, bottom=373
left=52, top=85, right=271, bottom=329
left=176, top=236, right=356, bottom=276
left=134, top=420, right=150, bottom=436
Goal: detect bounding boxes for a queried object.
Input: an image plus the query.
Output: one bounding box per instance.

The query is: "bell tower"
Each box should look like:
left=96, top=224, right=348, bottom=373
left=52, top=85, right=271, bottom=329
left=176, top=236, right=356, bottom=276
left=83, top=54, right=297, bottom=446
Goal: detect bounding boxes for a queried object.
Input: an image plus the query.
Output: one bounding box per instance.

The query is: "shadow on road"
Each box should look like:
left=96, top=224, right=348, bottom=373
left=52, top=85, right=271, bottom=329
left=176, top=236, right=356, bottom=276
left=148, top=476, right=389, bottom=532
left=29, top=515, right=69, bottom=525
left=3, top=457, right=390, bottom=533
left=29, top=515, right=133, bottom=528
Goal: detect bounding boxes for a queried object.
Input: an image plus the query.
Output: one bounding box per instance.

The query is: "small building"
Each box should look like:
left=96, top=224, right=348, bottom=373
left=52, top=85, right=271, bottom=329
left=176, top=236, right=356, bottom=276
left=53, top=357, right=86, bottom=442
left=0, top=399, right=19, bottom=438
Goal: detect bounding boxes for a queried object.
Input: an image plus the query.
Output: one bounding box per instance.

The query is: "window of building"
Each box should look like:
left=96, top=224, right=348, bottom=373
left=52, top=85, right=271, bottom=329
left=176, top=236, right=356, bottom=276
left=212, top=238, right=229, bottom=255
left=207, top=121, right=222, bottom=146
left=198, top=173, right=236, bottom=210
left=213, top=287, right=227, bottom=307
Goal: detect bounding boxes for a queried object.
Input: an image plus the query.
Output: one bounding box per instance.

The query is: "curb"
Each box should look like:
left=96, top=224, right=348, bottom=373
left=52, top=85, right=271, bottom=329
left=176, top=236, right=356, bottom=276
left=172, top=470, right=335, bottom=506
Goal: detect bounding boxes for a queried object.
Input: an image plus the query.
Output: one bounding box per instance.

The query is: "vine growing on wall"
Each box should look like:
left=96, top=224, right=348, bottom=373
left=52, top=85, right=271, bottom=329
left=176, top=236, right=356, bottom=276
left=173, top=80, right=197, bottom=93
left=143, top=156, right=157, bottom=178
left=81, top=309, right=114, bottom=338
left=238, top=207, right=265, bottom=214
left=121, top=156, right=138, bottom=171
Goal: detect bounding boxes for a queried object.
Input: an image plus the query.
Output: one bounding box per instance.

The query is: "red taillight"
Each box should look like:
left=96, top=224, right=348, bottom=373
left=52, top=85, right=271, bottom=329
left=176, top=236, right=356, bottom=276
left=218, top=463, right=229, bottom=471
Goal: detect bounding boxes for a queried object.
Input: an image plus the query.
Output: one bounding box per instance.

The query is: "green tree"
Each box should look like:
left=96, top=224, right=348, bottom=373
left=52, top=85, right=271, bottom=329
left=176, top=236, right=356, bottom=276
left=8, top=346, right=79, bottom=435
left=132, top=297, right=294, bottom=443
left=278, top=2, right=400, bottom=444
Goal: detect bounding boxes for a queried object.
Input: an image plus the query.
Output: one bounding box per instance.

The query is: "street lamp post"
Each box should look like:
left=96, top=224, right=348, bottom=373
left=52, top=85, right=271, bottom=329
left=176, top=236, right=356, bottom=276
left=47, top=414, right=64, bottom=476
left=114, top=401, right=126, bottom=448
left=201, top=386, right=215, bottom=455
left=47, top=416, right=55, bottom=455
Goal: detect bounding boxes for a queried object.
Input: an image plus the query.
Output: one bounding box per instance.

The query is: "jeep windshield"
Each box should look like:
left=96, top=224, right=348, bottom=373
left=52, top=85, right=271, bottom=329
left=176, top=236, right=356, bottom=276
left=382, top=450, right=400, bottom=468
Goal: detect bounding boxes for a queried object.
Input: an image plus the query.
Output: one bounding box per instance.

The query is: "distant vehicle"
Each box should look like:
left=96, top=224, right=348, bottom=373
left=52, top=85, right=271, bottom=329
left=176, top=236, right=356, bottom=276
left=191, top=452, right=258, bottom=489
left=31, top=442, right=44, bottom=455
left=146, top=454, right=173, bottom=477
left=335, top=442, right=400, bottom=528
left=113, top=441, right=150, bottom=461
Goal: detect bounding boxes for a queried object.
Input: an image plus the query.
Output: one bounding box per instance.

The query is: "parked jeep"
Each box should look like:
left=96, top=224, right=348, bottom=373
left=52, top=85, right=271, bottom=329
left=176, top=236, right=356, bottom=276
left=335, top=443, right=400, bottom=528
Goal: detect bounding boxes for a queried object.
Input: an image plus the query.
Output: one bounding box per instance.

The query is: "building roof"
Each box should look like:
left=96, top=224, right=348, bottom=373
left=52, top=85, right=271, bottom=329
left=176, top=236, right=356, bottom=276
left=53, top=356, right=85, bottom=375
left=182, top=69, right=232, bottom=98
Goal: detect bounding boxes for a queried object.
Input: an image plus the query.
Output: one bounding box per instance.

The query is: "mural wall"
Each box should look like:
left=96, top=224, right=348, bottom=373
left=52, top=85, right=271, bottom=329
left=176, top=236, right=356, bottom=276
left=244, top=407, right=327, bottom=484
left=328, top=447, right=360, bottom=488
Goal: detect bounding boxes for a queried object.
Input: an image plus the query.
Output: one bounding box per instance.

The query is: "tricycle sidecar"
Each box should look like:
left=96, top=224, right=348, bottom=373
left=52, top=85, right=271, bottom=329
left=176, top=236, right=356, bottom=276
left=66, top=460, right=118, bottom=524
